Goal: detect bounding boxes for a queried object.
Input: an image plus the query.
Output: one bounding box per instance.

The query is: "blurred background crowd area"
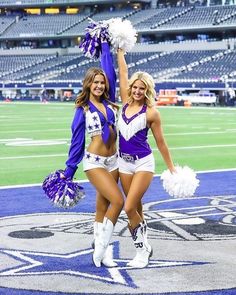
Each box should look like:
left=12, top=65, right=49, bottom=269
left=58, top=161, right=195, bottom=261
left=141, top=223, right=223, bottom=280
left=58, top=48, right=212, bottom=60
left=0, top=0, right=236, bottom=107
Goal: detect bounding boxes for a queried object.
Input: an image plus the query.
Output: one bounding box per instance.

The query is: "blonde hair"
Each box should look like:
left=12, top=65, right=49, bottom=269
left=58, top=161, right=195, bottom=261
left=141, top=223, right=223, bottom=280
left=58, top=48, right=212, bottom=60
left=75, top=67, right=110, bottom=109
left=127, top=71, right=156, bottom=107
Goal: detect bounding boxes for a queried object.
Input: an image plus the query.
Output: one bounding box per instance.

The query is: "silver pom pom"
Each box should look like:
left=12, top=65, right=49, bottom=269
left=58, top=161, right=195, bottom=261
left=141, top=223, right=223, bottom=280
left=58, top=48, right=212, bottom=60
left=161, top=166, right=200, bottom=198
left=42, top=170, right=85, bottom=209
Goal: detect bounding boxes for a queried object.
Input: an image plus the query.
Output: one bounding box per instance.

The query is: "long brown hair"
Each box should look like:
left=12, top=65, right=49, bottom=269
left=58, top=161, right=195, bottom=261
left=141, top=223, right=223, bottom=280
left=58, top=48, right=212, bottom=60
left=75, top=67, right=110, bottom=109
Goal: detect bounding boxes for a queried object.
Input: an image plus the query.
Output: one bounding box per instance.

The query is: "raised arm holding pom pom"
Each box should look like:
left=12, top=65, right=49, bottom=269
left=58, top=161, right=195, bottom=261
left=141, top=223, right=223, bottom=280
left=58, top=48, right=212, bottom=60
left=116, top=48, right=176, bottom=269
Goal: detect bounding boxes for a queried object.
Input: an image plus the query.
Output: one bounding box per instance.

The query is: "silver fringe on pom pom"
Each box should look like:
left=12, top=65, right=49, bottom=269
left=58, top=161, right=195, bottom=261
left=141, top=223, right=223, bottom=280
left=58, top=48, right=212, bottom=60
left=42, top=170, right=85, bottom=209
left=79, top=18, right=110, bottom=59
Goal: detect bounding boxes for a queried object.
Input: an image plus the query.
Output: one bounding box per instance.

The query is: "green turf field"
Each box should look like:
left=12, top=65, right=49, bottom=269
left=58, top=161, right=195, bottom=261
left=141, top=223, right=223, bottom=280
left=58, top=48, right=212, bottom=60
left=0, top=101, right=236, bottom=186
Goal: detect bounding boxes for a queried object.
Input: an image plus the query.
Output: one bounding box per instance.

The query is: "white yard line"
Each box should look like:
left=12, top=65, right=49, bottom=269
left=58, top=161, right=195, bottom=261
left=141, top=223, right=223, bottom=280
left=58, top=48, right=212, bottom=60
left=0, top=178, right=89, bottom=189
left=150, top=130, right=236, bottom=136
left=0, top=101, right=74, bottom=106
left=0, top=129, right=68, bottom=133
left=0, top=138, right=69, bottom=143
left=155, top=144, right=236, bottom=150
left=0, top=154, right=67, bottom=160
left=1, top=128, right=236, bottom=137
left=1, top=143, right=236, bottom=160
left=171, top=143, right=236, bottom=149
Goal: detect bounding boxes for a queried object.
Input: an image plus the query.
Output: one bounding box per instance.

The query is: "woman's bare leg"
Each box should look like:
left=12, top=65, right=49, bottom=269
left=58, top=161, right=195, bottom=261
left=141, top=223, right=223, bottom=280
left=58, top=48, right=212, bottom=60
left=95, top=168, right=119, bottom=222
left=120, top=171, right=153, bottom=228
left=120, top=171, right=153, bottom=268
left=119, top=172, right=144, bottom=220
left=86, top=168, right=123, bottom=225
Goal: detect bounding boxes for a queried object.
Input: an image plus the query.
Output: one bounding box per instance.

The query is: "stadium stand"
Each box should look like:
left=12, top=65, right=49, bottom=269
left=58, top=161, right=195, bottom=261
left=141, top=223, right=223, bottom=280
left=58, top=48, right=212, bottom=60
left=0, top=0, right=235, bottom=106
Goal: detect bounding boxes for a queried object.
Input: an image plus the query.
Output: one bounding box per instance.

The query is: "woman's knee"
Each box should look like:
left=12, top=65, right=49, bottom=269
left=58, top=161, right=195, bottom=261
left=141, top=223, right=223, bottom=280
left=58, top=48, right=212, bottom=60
left=124, top=203, right=136, bottom=218
left=111, top=196, right=124, bottom=211
left=118, top=197, right=125, bottom=210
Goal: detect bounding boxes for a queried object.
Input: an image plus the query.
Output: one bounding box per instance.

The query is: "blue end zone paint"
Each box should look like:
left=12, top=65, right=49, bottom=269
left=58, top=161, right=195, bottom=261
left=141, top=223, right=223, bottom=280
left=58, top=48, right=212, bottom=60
left=0, top=170, right=236, bottom=295
left=0, top=170, right=236, bottom=217
left=0, top=181, right=96, bottom=217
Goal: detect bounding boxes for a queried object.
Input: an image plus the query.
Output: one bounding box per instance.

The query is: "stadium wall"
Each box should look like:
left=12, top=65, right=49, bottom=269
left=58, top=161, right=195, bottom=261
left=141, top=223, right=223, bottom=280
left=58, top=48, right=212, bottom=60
left=0, top=39, right=233, bottom=56
left=132, top=40, right=231, bottom=52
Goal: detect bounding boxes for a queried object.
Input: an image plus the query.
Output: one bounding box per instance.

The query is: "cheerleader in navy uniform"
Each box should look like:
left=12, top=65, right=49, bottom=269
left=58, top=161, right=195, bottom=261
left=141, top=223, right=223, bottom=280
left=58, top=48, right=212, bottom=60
left=117, top=48, right=176, bottom=268
left=63, top=42, right=124, bottom=268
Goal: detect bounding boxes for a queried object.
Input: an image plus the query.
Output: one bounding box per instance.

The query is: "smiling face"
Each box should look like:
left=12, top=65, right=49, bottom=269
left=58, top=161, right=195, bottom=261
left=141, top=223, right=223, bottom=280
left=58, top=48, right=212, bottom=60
left=127, top=71, right=156, bottom=107
left=90, top=74, right=106, bottom=99
left=131, top=79, right=146, bottom=102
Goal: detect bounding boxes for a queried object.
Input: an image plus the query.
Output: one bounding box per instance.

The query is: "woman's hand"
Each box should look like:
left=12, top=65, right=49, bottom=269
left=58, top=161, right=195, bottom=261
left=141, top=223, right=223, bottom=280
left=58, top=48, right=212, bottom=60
left=60, top=172, right=66, bottom=179
left=169, top=167, right=177, bottom=174
left=117, top=47, right=124, bottom=53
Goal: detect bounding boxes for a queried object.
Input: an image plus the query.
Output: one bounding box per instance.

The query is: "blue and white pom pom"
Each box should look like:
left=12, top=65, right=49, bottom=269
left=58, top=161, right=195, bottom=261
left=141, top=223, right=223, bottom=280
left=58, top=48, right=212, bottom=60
left=79, top=18, right=110, bottom=59
left=79, top=17, right=137, bottom=59
left=42, top=170, right=85, bottom=209
left=160, top=166, right=199, bottom=198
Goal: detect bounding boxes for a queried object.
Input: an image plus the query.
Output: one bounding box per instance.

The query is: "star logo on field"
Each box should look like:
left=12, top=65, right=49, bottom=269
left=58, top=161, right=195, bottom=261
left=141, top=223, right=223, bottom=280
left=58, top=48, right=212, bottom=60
left=0, top=242, right=208, bottom=288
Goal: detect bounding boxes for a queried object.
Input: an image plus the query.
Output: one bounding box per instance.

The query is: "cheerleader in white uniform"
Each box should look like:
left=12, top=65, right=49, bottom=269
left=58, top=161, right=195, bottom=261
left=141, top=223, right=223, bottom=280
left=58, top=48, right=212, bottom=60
left=117, top=48, right=176, bottom=268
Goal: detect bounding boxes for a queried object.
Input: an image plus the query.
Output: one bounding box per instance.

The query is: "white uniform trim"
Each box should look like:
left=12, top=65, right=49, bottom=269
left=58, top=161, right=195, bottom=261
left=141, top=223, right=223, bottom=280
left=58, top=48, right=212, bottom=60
left=118, top=112, right=146, bottom=141
left=85, top=106, right=117, bottom=138
left=85, top=110, right=102, bottom=137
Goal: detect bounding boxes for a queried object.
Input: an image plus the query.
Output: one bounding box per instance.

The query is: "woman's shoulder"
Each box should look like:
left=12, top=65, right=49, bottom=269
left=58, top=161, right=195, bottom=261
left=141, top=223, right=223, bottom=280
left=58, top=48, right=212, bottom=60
left=74, top=105, right=86, bottom=119
left=75, top=105, right=86, bottom=112
left=146, top=105, right=160, bottom=121
left=146, top=104, right=159, bottom=113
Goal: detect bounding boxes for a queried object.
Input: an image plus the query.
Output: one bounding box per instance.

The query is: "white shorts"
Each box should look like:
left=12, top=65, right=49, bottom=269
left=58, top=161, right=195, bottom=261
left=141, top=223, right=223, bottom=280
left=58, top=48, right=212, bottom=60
left=118, top=153, right=155, bottom=175
left=83, top=151, right=119, bottom=172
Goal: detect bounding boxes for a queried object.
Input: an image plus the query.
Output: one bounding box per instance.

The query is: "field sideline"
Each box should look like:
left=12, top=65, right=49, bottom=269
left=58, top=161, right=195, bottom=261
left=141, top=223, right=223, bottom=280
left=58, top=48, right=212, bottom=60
left=0, top=101, right=236, bottom=186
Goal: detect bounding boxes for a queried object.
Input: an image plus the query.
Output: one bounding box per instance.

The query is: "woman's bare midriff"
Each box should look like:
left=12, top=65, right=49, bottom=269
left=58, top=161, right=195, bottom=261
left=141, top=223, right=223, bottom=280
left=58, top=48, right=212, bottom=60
left=87, top=127, right=117, bottom=157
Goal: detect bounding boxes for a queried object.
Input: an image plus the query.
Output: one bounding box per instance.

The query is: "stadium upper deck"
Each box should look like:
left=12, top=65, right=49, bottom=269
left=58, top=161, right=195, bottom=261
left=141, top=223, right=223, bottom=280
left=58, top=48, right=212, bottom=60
left=0, top=0, right=235, bottom=99
left=0, top=0, right=149, bottom=8
left=0, top=5, right=236, bottom=39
